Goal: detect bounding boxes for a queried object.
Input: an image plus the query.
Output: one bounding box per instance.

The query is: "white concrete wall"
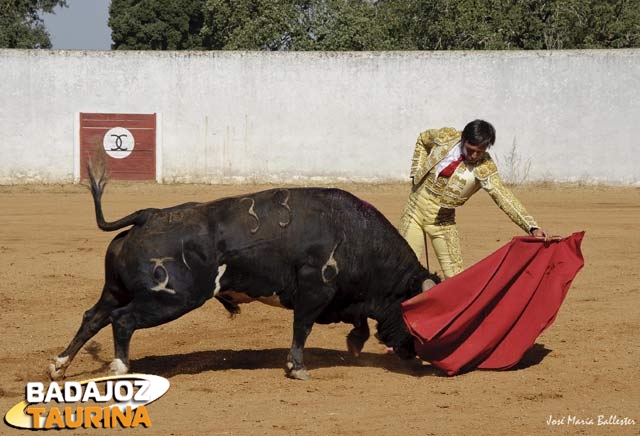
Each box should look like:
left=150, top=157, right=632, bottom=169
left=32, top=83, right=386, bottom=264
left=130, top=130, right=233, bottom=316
left=1, top=49, right=638, bottom=184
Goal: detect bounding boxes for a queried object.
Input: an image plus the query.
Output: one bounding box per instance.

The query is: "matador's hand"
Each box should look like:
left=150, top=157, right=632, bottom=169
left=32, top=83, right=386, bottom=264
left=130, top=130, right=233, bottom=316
left=531, top=227, right=551, bottom=241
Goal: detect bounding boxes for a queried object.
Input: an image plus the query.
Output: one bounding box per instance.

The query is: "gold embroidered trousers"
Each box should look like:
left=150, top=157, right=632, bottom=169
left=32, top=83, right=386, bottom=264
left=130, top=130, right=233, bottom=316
left=399, top=185, right=463, bottom=279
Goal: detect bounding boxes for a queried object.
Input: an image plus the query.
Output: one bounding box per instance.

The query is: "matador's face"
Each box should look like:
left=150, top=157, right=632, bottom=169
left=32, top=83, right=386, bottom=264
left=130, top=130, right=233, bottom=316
left=462, top=141, right=489, bottom=164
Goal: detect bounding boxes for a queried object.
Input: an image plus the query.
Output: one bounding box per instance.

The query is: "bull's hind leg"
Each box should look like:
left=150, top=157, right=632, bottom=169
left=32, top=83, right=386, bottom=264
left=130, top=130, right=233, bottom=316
left=287, top=265, right=336, bottom=380
left=49, top=287, right=121, bottom=380
left=108, top=291, right=208, bottom=375
left=108, top=304, right=137, bottom=375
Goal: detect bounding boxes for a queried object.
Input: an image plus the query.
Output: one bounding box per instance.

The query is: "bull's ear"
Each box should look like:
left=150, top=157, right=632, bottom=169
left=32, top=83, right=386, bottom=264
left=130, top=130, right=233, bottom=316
left=421, top=279, right=437, bottom=292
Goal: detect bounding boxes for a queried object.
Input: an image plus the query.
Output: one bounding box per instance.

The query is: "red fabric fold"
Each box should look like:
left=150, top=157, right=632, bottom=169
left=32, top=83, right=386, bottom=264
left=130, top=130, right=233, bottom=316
left=438, top=156, right=463, bottom=178
left=401, top=232, right=585, bottom=375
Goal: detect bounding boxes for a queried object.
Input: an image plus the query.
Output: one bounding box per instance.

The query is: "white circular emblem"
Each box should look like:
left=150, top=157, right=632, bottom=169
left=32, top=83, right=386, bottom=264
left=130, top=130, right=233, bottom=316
left=103, top=127, right=135, bottom=159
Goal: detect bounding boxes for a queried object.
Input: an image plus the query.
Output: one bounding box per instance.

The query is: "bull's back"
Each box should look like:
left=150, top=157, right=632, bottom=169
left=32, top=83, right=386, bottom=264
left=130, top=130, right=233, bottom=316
left=211, top=187, right=413, bottom=263
left=212, top=187, right=390, bottom=246
left=213, top=188, right=421, bottom=287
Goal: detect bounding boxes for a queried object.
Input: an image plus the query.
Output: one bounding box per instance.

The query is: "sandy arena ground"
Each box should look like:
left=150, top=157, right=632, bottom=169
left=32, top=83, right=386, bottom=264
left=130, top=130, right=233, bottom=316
left=0, top=182, right=638, bottom=435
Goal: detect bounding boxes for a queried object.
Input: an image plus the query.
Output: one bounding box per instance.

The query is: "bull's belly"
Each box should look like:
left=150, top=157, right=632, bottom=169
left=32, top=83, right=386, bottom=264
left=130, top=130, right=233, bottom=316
left=217, top=290, right=286, bottom=309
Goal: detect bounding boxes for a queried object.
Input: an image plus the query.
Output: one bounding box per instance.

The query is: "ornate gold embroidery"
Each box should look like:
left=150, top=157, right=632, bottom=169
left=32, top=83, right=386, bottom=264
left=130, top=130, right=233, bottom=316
left=422, top=171, right=450, bottom=194
left=398, top=205, right=412, bottom=237
left=410, top=128, right=461, bottom=186
left=446, top=172, right=466, bottom=197
left=433, top=127, right=460, bottom=144
left=417, top=166, right=477, bottom=209
left=473, top=155, right=498, bottom=180
left=441, top=225, right=463, bottom=276
left=482, top=173, right=538, bottom=232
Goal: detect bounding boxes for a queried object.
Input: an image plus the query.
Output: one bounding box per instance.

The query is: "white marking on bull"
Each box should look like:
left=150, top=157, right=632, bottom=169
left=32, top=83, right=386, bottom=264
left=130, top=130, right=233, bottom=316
left=240, top=197, right=260, bottom=233
left=109, top=358, right=128, bottom=375
left=321, top=243, right=340, bottom=283
left=181, top=239, right=192, bottom=271
left=278, top=189, right=291, bottom=228
left=422, top=279, right=437, bottom=292
left=150, top=257, right=176, bottom=294
left=213, top=264, right=227, bottom=296
left=48, top=355, right=70, bottom=380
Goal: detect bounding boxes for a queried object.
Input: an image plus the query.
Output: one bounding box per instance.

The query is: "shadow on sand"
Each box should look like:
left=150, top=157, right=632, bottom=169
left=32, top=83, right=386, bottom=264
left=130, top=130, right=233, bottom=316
left=68, top=342, right=553, bottom=380
left=130, top=347, right=443, bottom=378
left=509, top=343, right=553, bottom=370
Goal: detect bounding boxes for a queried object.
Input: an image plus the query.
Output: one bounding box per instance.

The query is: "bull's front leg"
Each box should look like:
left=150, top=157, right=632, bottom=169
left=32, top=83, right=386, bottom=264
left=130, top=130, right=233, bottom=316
left=287, top=317, right=313, bottom=380
left=346, top=316, right=370, bottom=357
left=335, top=305, right=370, bottom=357
left=286, top=266, right=335, bottom=380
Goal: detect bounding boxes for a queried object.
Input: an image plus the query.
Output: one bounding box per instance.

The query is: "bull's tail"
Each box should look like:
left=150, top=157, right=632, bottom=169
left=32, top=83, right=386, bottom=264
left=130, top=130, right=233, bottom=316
left=87, top=159, right=151, bottom=232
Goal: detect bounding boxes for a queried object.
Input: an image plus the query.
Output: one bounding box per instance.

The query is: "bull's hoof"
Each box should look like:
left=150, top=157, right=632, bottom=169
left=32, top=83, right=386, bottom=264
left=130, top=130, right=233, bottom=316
left=49, top=363, right=65, bottom=381
left=49, top=356, right=69, bottom=381
left=287, top=368, right=311, bottom=381
left=109, top=359, right=129, bottom=376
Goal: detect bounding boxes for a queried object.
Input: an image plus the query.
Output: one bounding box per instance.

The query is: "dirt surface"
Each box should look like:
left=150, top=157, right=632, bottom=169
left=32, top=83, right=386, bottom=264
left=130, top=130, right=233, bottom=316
left=0, top=182, right=638, bottom=436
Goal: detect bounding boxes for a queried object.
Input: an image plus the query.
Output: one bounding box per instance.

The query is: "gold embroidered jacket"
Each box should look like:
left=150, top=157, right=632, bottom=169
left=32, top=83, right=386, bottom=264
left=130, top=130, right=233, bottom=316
left=409, top=127, right=539, bottom=233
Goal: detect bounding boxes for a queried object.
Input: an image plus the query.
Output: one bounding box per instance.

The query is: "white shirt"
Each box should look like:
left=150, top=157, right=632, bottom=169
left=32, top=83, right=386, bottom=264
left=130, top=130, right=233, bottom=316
left=434, top=142, right=463, bottom=180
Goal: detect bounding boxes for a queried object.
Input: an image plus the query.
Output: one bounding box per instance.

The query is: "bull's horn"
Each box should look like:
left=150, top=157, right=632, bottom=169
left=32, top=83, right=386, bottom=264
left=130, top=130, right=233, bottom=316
left=421, top=279, right=436, bottom=292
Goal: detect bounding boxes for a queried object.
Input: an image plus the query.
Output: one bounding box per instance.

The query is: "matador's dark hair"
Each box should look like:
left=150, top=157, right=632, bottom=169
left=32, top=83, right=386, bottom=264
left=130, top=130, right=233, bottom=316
left=462, top=119, right=496, bottom=148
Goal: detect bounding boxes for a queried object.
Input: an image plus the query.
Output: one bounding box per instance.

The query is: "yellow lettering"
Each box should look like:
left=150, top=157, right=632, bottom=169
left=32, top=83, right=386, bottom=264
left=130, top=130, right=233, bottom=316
left=131, top=405, right=152, bottom=428
left=64, top=407, right=83, bottom=429
left=44, top=407, right=65, bottom=429
left=102, top=406, right=111, bottom=428
left=111, top=406, right=133, bottom=427
left=83, top=406, right=103, bottom=428
left=25, top=407, right=45, bottom=429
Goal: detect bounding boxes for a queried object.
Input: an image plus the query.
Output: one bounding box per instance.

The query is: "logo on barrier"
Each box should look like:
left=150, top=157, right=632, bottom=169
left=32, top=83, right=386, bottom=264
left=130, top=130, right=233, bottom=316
left=4, top=374, right=170, bottom=430
left=103, top=127, right=135, bottom=159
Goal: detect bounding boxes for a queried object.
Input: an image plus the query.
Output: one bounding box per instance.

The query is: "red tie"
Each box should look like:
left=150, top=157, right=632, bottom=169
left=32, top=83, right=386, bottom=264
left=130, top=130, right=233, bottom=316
left=439, top=156, right=463, bottom=178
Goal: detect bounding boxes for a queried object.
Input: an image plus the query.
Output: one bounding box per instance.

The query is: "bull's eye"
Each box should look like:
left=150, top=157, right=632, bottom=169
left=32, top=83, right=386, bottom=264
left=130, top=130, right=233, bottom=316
left=153, top=265, right=167, bottom=283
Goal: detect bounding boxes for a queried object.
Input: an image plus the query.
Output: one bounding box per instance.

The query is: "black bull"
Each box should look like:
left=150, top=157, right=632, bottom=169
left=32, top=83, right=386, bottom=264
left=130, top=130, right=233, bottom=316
left=49, top=167, right=440, bottom=380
